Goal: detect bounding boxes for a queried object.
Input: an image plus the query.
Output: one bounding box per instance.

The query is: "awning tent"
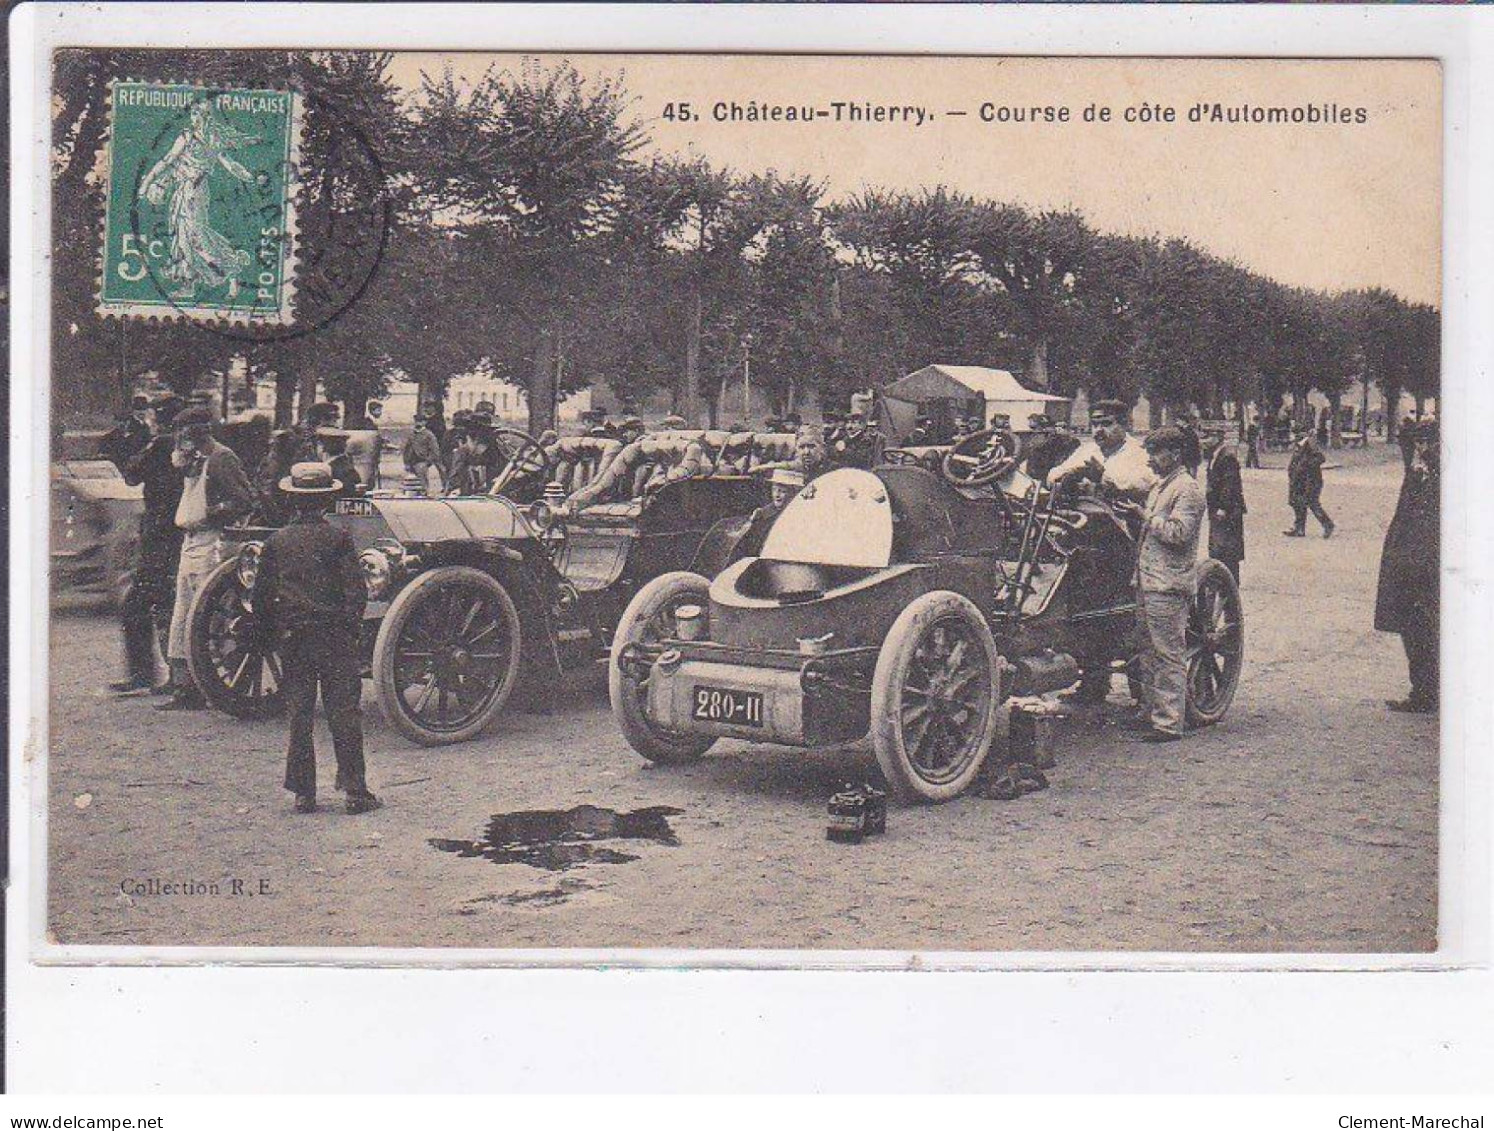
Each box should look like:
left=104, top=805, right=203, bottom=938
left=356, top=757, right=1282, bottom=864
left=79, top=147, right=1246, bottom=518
left=881, top=364, right=1072, bottom=441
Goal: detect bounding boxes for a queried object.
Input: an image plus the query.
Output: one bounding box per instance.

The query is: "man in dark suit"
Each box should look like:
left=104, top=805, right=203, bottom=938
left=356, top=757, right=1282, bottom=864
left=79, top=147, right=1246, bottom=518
left=108, top=393, right=185, bottom=693
left=1204, top=429, right=1246, bottom=583
left=254, top=462, right=381, bottom=813
left=1284, top=421, right=1334, bottom=538
left=1375, top=420, right=1439, bottom=713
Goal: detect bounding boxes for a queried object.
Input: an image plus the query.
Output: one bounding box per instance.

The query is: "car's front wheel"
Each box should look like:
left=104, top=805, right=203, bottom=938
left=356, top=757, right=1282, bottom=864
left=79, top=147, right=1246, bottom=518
left=870, top=590, right=1002, bottom=803
left=372, top=565, right=523, bottom=746
left=609, top=571, right=717, bottom=765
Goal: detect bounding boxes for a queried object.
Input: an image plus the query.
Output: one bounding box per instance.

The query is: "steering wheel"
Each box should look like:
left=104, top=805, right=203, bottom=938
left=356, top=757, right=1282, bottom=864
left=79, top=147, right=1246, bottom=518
left=941, top=428, right=1018, bottom=487
left=487, top=428, right=551, bottom=498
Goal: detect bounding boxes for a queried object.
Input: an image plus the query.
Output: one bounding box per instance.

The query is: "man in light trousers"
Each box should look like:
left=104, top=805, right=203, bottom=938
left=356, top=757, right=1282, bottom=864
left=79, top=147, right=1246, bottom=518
left=157, top=405, right=256, bottom=711
left=1132, top=426, right=1205, bottom=743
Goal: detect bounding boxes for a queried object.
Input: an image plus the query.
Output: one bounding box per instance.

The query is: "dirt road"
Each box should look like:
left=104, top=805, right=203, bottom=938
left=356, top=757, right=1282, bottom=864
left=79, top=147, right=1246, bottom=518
left=45, top=448, right=1437, bottom=952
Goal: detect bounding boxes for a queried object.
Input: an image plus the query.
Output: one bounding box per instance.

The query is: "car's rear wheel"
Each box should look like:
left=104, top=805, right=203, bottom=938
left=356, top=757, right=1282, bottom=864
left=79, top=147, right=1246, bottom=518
left=609, top=571, right=717, bottom=765
left=187, top=558, right=286, bottom=719
left=1186, top=559, right=1244, bottom=727
left=870, top=590, right=1001, bottom=803
left=372, top=565, right=523, bottom=746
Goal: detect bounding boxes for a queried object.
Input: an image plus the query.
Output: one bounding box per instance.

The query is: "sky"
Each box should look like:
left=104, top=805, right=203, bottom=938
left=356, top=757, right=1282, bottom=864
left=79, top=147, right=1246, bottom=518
left=390, top=53, right=1441, bottom=306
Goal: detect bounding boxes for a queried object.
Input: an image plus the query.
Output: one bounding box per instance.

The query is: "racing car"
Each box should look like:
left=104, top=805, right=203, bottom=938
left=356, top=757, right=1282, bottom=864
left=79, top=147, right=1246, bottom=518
left=186, top=427, right=775, bottom=745
left=608, top=427, right=1244, bottom=802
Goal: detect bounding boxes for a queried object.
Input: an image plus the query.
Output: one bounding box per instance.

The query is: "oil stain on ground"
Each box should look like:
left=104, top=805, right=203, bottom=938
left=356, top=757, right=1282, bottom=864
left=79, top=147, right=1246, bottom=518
left=431, top=804, right=684, bottom=872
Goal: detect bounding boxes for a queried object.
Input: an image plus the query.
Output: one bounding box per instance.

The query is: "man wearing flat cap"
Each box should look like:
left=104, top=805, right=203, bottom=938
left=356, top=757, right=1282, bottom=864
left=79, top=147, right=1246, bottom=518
left=402, top=412, right=445, bottom=497
left=1133, top=425, right=1206, bottom=743
left=157, top=404, right=255, bottom=710
left=1045, top=399, right=1157, bottom=505
left=252, top=462, right=381, bottom=815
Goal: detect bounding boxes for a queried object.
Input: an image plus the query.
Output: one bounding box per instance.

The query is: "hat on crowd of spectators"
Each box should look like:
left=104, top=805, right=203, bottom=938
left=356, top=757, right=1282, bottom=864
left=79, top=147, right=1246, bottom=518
left=659, top=414, right=688, bottom=430
left=151, top=392, right=186, bottom=425
left=131, top=392, right=152, bottom=411
left=1027, top=413, right=1054, bottom=431
left=770, top=467, right=805, bottom=489
left=1143, top=425, right=1187, bottom=453
left=279, top=461, right=342, bottom=496
left=172, top=405, right=214, bottom=434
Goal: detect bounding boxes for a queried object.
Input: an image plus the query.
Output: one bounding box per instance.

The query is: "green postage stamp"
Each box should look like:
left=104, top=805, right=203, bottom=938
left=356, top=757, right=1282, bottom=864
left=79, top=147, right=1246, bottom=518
left=98, top=81, right=304, bottom=324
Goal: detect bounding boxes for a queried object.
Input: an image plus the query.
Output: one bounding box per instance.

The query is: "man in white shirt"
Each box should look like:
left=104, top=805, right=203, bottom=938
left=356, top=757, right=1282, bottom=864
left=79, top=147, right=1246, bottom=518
left=1045, top=399, right=1156, bottom=505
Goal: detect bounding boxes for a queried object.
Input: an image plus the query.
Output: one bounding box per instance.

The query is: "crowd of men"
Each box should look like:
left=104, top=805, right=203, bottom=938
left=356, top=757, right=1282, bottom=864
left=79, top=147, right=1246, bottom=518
left=91, top=380, right=1436, bottom=813
left=99, top=392, right=381, bottom=709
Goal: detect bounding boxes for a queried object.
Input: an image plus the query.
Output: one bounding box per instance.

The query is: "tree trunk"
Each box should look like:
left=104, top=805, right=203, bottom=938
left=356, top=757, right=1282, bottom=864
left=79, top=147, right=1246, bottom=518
left=418, top=375, right=443, bottom=418
left=527, top=326, right=557, bottom=436
left=1029, top=338, right=1051, bottom=391
left=1327, top=391, right=1342, bottom=448
left=273, top=370, right=295, bottom=428
left=1385, top=381, right=1402, bottom=443
left=296, top=369, right=317, bottom=422
left=682, top=284, right=703, bottom=426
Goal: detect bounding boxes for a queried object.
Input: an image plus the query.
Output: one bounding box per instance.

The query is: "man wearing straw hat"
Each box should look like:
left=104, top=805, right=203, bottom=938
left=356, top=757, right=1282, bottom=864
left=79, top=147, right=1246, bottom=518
left=252, top=462, right=381, bottom=815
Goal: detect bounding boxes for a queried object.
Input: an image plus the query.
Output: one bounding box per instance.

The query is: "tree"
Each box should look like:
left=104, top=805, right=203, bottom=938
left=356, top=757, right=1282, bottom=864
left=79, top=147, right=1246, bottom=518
left=966, top=204, right=1094, bottom=390
left=828, top=188, right=1015, bottom=389
left=410, top=60, right=645, bottom=434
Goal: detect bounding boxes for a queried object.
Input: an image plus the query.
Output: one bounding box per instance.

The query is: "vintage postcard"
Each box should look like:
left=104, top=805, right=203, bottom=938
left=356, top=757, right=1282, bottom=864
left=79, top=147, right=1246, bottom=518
left=37, top=48, right=1443, bottom=957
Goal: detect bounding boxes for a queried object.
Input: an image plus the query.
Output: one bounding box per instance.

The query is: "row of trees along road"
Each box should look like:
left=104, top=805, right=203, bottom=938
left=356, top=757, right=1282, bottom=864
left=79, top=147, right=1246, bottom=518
left=53, top=52, right=1441, bottom=440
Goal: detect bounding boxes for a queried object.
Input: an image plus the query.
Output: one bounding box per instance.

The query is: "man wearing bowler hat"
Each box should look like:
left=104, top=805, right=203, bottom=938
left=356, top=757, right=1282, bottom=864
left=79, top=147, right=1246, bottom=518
left=253, top=462, right=381, bottom=815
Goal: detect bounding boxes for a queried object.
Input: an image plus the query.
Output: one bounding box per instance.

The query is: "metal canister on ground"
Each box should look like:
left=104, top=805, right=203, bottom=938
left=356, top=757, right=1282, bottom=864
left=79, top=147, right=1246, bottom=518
left=1009, top=706, right=1057, bottom=770
left=826, top=783, right=887, bottom=843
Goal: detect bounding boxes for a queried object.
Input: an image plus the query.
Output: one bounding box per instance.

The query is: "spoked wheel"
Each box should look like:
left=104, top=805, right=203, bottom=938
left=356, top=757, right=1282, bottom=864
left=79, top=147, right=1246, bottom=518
left=187, top=558, right=286, bottom=719
left=870, top=591, right=1002, bottom=803
left=372, top=566, right=523, bottom=746
left=609, top=571, right=717, bottom=765
left=1186, top=559, right=1244, bottom=726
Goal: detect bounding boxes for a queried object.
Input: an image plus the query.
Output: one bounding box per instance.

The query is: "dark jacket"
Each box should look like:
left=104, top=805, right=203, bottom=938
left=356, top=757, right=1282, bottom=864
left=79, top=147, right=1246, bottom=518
left=179, top=439, right=255, bottom=531
left=121, top=434, right=184, bottom=538
left=101, top=416, right=153, bottom=468
left=1286, top=437, right=1325, bottom=505
left=253, top=513, right=367, bottom=636
left=450, top=442, right=510, bottom=496
left=328, top=454, right=363, bottom=501
left=1205, top=443, right=1246, bottom=564
left=1374, top=459, right=1439, bottom=634
left=1022, top=432, right=1081, bottom=484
